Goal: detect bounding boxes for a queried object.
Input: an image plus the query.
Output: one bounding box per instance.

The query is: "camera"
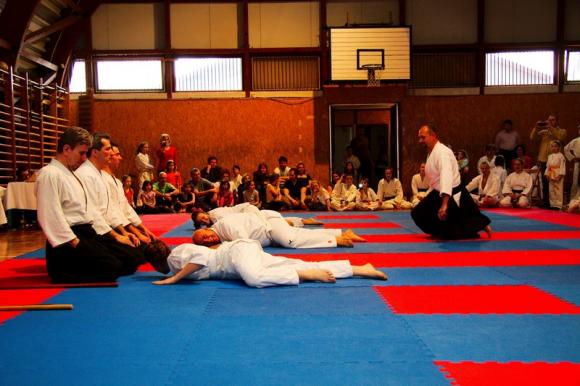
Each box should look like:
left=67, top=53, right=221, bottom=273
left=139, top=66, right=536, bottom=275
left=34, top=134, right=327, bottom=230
left=536, top=121, right=548, bottom=127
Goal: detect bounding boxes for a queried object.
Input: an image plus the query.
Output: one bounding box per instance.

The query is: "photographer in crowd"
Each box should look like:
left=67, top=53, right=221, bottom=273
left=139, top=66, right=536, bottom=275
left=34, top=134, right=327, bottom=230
left=530, top=114, right=567, bottom=207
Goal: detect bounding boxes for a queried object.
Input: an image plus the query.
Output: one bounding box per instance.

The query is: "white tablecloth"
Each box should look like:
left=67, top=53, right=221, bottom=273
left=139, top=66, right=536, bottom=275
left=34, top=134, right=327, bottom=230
left=5, top=182, right=37, bottom=210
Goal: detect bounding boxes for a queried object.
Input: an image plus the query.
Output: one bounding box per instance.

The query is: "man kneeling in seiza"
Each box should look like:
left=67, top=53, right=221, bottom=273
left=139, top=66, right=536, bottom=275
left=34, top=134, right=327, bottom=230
left=145, top=239, right=386, bottom=287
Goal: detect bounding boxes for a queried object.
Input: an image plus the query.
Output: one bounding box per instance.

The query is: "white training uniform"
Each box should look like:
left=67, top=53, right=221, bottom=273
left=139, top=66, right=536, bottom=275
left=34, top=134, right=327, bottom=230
left=465, top=173, right=500, bottom=206
left=492, top=166, right=507, bottom=192
left=564, top=135, right=580, bottom=200
left=356, top=188, right=379, bottom=211
left=330, top=183, right=358, bottom=211
left=426, top=142, right=461, bottom=196
left=76, top=160, right=122, bottom=233
left=500, top=171, right=533, bottom=208
left=376, top=178, right=412, bottom=209
left=35, top=159, right=93, bottom=247
left=168, top=239, right=353, bottom=288
left=411, top=173, right=430, bottom=207
left=544, top=152, right=567, bottom=209
left=102, top=172, right=142, bottom=228
left=209, top=203, right=306, bottom=227
left=210, top=212, right=340, bottom=249
left=477, top=156, right=496, bottom=173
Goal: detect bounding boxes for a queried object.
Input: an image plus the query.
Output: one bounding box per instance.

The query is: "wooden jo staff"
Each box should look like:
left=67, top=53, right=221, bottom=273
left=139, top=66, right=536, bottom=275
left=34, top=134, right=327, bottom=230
left=0, top=304, right=73, bottom=311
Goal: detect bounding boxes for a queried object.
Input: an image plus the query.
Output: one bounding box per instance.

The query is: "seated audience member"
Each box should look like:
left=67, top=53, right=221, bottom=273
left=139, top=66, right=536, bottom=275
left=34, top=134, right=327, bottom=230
left=243, top=180, right=261, bottom=207
left=231, top=165, right=243, bottom=193
left=344, top=161, right=358, bottom=185
left=219, top=169, right=236, bottom=193
left=327, top=171, right=342, bottom=194
left=238, top=174, right=251, bottom=204
left=296, top=162, right=312, bottom=185
left=122, top=175, right=135, bottom=208
left=253, top=163, right=269, bottom=203
left=175, top=184, right=195, bottom=213
left=282, top=168, right=307, bottom=210
left=36, top=127, right=139, bottom=283
left=477, top=144, right=496, bottom=173
left=138, top=181, right=158, bottom=214
left=544, top=140, right=566, bottom=210
left=514, top=144, right=535, bottom=170
left=16, top=166, right=31, bottom=181
left=411, top=163, right=429, bottom=208
left=153, top=172, right=178, bottom=212
left=214, top=181, right=235, bottom=208
left=456, top=149, right=470, bottom=183
left=156, top=133, right=178, bottom=172
left=356, top=177, right=379, bottom=211
left=145, top=239, right=386, bottom=287
left=492, top=155, right=508, bottom=191
left=273, top=156, right=291, bottom=185
left=165, top=159, right=182, bottom=189
left=465, top=162, right=500, bottom=207
left=330, top=174, right=358, bottom=211
left=499, top=159, right=533, bottom=208
left=304, top=180, right=331, bottom=211
left=568, top=192, right=580, bottom=213
left=564, top=124, right=580, bottom=201
left=264, top=174, right=285, bottom=211
left=201, top=156, right=222, bottom=183
left=376, top=167, right=412, bottom=210
left=188, top=167, right=217, bottom=212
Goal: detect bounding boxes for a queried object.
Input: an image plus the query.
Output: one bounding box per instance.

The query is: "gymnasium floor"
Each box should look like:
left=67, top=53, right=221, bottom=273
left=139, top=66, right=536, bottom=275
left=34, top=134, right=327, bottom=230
left=0, top=209, right=579, bottom=385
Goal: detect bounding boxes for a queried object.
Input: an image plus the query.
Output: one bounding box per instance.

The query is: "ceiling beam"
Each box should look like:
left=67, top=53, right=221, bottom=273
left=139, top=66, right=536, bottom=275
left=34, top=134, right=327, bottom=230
left=24, top=15, right=82, bottom=46
left=21, top=48, right=59, bottom=72
left=0, top=0, right=41, bottom=66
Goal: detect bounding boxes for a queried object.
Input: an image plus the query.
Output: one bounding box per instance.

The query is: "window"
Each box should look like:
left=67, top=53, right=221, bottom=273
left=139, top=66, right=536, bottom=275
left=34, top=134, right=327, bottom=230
left=485, top=51, right=554, bottom=86
left=174, top=58, right=242, bottom=91
left=69, top=60, right=86, bottom=93
left=565, top=50, right=580, bottom=82
left=96, top=60, right=163, bottom=91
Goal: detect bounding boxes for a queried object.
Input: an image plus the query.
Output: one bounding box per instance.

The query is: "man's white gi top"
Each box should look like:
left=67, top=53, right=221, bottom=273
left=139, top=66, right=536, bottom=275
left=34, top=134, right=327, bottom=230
left=502, top=171, right=533, bottom=196
left=466, top=173, right=500, bottom=198
left=425, top=141, right=461, bottom=196
left=411, top=173, right=430, bottom=199
left=36, top=159, right=93, bottom=247
left=102, top=172, right=142, bottom=227
left=377, top=178, right=405, bottom=201
left=211, top=213, right=271, bottom=246
left=331, top=183, right=358, bottom=202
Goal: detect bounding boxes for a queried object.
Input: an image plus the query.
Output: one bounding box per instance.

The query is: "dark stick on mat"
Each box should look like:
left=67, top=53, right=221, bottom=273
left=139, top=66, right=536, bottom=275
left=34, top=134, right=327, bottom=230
left=0, top=304, right=74, bottom=311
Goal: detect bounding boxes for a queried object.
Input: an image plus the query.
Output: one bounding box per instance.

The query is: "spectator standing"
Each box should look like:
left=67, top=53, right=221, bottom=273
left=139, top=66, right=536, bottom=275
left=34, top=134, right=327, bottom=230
left=155, top=133, right=178, bottom=173
left=495, top=119, right=520, bottom=168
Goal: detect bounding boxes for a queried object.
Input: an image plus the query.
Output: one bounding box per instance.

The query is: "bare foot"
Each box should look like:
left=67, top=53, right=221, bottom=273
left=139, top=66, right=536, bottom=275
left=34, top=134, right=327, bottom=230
left=484, top=225, right=492, bottom=239
left=298, top=269, right=336, bottom=283
left=302, top=218, right=324, bottom=226
left=343, top=229, right=367, bottom=242
left=352, top=263, right=388, bottom=280
left=336, top=236, right=354, bottom=248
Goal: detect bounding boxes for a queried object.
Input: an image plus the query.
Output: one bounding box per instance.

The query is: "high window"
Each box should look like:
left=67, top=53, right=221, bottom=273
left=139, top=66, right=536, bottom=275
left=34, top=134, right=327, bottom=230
left=174, top=58, right=242, bottom=91
left=485, top=51, right=554, bottom=86
left=96, top=60, right=163, bottom=91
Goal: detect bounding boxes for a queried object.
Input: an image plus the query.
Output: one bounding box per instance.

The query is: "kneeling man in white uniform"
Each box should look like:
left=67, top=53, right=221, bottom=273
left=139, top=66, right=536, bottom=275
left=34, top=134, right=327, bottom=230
left=145, top=239, right=387, bottom=288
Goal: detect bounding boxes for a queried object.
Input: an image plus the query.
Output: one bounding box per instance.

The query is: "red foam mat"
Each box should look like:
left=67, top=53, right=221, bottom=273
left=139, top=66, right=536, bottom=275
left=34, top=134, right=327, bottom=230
left=315, top=214, right=380, bottom=220
left=323, top=222, right=400, bottom=229
left=0, top=288, right=63, bottom=324
left=140, top=213, right=191, bottom=236
left=490, top=208, right=580, bottom=228
left=286, top=250, right=580, bottom=268
left=435, top=361, right=580, bottom=386
left=363, top=230, right=580, bottom=243
left=374, top=285, right=580, bottom=314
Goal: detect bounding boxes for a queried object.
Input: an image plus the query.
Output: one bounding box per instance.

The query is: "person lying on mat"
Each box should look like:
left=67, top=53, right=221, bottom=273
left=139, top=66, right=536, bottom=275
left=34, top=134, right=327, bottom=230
left=144, top=239, right=387, bottom=288
left=192, top=202, right=323, bottom=229
left=192, top=209, right=365, bottom=249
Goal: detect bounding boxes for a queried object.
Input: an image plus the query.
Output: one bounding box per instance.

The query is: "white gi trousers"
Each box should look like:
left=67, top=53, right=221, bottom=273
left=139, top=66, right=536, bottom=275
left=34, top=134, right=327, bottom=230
left=261, top=210, right=340, bottom=248
left=226, top=240, right=353, bottom=288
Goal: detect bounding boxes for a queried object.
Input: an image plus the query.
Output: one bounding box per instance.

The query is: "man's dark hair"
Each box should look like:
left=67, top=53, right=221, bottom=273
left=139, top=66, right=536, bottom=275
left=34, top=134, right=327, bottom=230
left=88, top=132, right=111, bottom=157
left=57, top=126, right=92, bottom=153
left=143, top=239, right=171, bottom=274
left=494, top=155, right=505, bottom=167
left=191, top=211, right=205, bottom=229
left=207, top=156, right=217, bottom=164
left=278, top=156, right=288, bottom=163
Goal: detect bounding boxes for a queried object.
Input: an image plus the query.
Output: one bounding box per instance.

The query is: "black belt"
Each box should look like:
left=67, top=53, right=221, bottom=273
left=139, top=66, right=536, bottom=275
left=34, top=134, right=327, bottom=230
left=418, top=188, right=427, bottom=192
left=452, top=185, right=462, bottom=195
left=512, top=189, right=523, bottom=194
left=70, top=223, right=96, bottom=237
left=384, top=195, right=396, bottom=200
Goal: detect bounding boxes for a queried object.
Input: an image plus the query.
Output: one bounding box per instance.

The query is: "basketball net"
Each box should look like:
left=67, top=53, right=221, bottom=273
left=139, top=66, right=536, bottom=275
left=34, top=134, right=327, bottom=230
left=363, top=65, right=382, bottom=87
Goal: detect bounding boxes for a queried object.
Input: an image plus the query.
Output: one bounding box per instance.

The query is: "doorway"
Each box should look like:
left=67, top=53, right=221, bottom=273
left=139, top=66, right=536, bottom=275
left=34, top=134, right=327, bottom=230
left=329, top=103, right=399, bottom=188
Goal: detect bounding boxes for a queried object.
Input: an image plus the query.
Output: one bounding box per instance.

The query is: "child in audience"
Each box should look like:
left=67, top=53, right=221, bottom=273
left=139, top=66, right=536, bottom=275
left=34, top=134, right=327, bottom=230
left=544, top=140, right=566, bottom=209
left=215, top=181, right=234, bottom=207
left=139, top=180, right=158, bottom=214
left=344, top=161, right=358, bottom=185
left=253, top=163, right=269, bottom=203
left=356, top=177, right=379, bottom=211
left=165, top=159, right=182, bottom=189
left=243, top=180, right=261, bottom=207
left=492, top=155, right=508, bottom=191
left=264, top=174, right=285, bottom=211
left=122, top=175, right=135, bottom=208
left=330, top=174, right=357, bottom=211
left=175, top=184, right=195, bottom=213
left=456, top=149, right=470, bottom=184
left=304, top=180, right=331, bottom=211
left=238, top=174, right=250, bottom=204
left=135, top=141, right=155, bottom=206
left=231, top=165, right=243, bottom=193
left=327, top=171, right=342, bottom=194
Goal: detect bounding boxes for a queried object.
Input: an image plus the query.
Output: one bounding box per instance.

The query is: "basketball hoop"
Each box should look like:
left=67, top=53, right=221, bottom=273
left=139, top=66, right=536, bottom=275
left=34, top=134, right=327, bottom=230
left=361, top=64, right=383, bottom=87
